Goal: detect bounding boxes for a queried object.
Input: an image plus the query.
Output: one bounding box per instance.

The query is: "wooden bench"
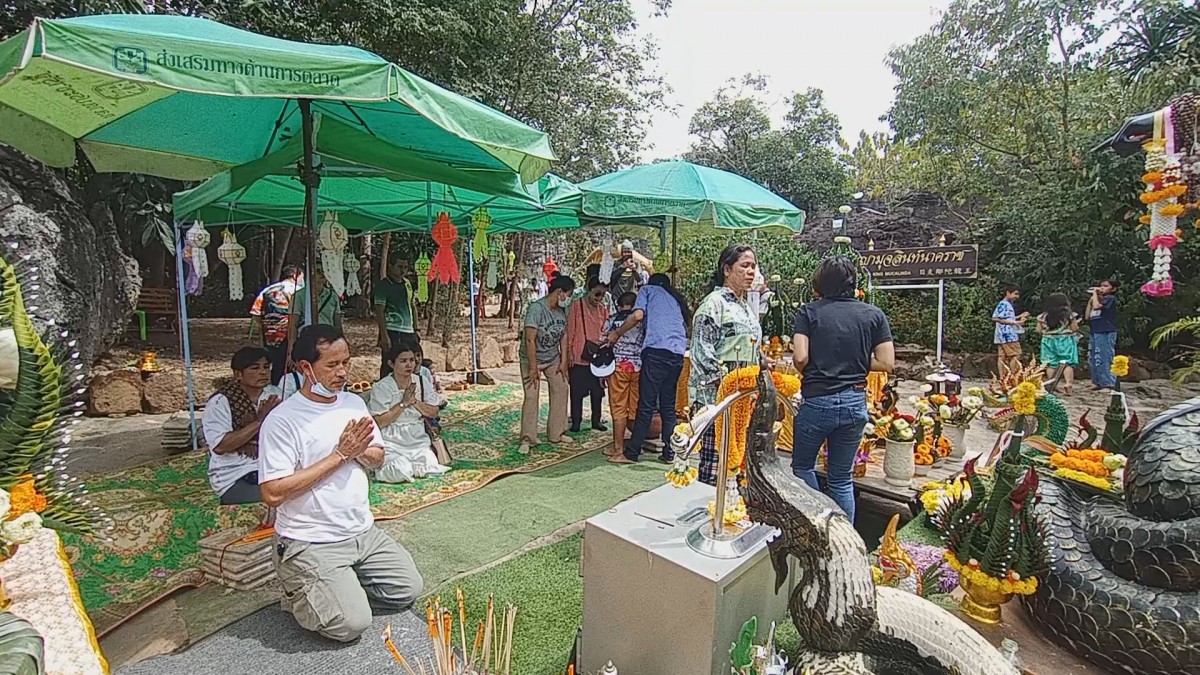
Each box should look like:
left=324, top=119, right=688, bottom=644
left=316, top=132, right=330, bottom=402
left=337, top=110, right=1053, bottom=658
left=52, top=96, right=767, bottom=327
left=132, top=286, right=178, bottom=340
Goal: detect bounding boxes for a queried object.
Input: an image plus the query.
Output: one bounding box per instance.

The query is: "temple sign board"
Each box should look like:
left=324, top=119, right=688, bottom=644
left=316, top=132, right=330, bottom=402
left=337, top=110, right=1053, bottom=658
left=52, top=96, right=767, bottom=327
left=864, top=243, right=979, bottom=364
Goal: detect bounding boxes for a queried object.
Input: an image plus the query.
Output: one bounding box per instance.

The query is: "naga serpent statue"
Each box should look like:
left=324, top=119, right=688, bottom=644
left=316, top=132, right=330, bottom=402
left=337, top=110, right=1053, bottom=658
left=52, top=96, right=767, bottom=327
left=738, top=364, right=1018, bottom=675
left=1021, top=396, right=1200, bottom=674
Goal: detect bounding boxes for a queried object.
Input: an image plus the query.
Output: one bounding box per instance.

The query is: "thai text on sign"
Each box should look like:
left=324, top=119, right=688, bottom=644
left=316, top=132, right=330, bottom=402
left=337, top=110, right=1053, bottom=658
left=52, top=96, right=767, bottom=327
left=860, top=245, right=979, bottom=282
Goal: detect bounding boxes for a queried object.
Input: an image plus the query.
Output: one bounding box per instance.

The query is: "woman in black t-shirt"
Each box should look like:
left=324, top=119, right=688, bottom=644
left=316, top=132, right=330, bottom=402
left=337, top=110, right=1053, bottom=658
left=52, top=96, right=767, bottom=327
left=790, top=256, right=895, bottom=522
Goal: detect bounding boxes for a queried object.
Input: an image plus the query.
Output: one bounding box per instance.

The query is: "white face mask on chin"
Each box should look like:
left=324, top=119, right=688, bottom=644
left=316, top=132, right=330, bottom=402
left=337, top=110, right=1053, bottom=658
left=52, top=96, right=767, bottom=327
left=304, top=366, right=339, bottom=398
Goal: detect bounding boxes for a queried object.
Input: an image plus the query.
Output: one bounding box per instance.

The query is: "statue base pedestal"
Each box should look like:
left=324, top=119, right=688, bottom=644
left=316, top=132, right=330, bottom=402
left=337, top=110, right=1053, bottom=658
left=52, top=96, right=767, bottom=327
left=581, top=482, right=793, bottom=675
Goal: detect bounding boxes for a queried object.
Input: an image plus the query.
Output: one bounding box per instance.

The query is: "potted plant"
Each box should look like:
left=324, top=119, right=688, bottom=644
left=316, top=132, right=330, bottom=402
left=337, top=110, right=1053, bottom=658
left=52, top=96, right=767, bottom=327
left=873, top=415, right=916, bottom=486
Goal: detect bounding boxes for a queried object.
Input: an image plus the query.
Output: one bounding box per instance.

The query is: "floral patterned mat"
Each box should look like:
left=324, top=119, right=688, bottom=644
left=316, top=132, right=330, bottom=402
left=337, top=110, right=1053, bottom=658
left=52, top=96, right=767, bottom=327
left=59, top=383, right=611, bottom=636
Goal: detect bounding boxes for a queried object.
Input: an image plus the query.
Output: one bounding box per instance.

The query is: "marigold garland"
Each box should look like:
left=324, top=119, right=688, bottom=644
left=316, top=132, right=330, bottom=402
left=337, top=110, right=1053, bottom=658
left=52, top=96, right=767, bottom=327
left=1011, top=381, right=1038, bottom=415
left=1049, top=452, right=1109, bottom=477
left=944, top=552, right=1038, bottom=596
left=8, top=476, right=47, bottom=520
left=706, top=495, right=748, bottom=526
left=714, top=366, right=801, bottom=475
left=1053, top=467, right=1113, bottom=491
left=1111, top=355, right=1130, bottom=378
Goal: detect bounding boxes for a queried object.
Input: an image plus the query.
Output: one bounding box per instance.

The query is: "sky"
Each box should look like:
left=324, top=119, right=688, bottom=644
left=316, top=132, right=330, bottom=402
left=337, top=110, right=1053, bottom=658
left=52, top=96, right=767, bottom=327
left=631, top=0, right=951, bottom=161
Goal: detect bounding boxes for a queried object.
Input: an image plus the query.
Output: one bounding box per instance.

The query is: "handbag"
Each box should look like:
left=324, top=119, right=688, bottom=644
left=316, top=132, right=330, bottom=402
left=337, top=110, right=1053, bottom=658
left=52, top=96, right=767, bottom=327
left=582, top=340, right=601, bottom=363
left=419, top=376, right=453, bottom=465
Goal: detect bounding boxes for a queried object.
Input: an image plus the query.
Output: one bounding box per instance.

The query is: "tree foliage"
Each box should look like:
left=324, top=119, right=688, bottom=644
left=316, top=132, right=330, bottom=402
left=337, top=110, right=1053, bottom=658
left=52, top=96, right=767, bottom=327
left=683, top=74, right=850, bottom=212
left=882, top=0, right=1200, bottom=352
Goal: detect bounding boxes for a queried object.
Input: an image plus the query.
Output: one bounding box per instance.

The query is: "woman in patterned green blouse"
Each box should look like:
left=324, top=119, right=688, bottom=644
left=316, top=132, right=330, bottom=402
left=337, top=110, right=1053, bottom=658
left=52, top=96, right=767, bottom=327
left=689, top=243, right=763, bottom=484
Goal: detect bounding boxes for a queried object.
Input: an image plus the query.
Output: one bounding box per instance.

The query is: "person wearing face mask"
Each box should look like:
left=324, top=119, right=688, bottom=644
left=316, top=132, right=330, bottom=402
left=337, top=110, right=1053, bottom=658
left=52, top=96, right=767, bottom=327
left=689, top=244, right=763, bottom=485
left=565, top=276, right=611, bottom=433
left=258, top=324, right=422, bottom=642
left=519, top=275, right=576, bottom=455
left=369, top=345, right=448, bottom=483
left=203, top=347, right=281, bottom=505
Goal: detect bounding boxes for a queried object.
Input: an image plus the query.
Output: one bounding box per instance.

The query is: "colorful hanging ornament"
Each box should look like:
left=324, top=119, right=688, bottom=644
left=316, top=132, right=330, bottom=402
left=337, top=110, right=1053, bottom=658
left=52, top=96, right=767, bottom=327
left=1139, top=139, right=1186, bottom=297
left=428, top=213, right=460, bottom=284
left=216, top=229, right=247, bottom=300
left=414, top=252, right=432, bottom=302
left=316, top=211, right=348, bottom=297
left=486, top=236, right=502, bottom=288
left=542, top=256, right=559, bottom=281
left=183, top=220, right=211, bottom=296
left=342, top=250, right=362, bottom=296
left=472, top=208, right=491, bottom=263
left=599, top=237, right=615, bottom=283
left=506, top=249, right=516, bottom=275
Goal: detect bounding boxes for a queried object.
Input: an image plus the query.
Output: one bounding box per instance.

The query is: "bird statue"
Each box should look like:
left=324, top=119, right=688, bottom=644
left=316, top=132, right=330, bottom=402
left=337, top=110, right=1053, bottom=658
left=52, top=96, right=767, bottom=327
left=738, top=361, right=1019, bottom=674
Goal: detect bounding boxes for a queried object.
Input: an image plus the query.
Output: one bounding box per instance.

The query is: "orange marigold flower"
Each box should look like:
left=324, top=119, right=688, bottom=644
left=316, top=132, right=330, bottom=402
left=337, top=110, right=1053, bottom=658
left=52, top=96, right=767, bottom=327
left=1161, top=203, right=1186, bottom=217
left=1143, top=171, right=1164, bottom=183
left=1139, top=214, right=1152, bottom=225
left=8, top=476, right=47, bottom=520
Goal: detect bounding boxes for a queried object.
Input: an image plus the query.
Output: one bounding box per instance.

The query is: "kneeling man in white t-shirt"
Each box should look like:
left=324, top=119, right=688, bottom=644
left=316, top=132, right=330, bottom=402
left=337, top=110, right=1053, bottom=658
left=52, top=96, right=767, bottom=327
left=258, top=324, right=422, bottom=642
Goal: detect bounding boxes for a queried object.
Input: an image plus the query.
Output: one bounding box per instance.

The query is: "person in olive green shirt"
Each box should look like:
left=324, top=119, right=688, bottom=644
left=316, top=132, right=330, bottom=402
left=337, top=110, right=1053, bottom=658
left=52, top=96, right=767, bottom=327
left=375, top=257, right=420, bottom=378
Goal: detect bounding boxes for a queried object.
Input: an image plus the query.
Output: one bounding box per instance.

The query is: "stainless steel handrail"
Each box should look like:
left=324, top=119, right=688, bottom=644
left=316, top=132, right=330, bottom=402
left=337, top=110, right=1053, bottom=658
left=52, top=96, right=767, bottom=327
left=670, top=389, right=802, bottom=538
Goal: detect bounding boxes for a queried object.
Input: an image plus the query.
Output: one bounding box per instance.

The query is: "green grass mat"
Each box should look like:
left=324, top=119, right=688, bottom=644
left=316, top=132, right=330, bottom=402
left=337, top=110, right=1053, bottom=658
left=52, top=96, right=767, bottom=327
left=64, top=383, right=613, bottom=635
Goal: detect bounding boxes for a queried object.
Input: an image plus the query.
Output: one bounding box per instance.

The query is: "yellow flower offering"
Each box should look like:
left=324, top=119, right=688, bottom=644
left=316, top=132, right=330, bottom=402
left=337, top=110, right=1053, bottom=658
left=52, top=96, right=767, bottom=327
left=714, top=366, right=802, bottom=475
left=8, top=476, right=47, bottom=520
left=944, top=551, right=1038, bottom=596
left=1111, top=355, right=1130, bottom=378
left=1054, top=467, right=1112, bottom=491
left=665, top=463, right=698, bottom=489
left=1011, top=381, right=1038, bottom=415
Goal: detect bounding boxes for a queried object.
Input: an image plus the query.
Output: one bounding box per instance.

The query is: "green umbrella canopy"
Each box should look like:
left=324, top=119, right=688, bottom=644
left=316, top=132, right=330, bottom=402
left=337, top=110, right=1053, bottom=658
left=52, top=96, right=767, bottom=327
left=561, top=161, right=805, bottom=232
left=174, top=135, right=584, bottom=233
left=0, top=15, right=555, bottom=183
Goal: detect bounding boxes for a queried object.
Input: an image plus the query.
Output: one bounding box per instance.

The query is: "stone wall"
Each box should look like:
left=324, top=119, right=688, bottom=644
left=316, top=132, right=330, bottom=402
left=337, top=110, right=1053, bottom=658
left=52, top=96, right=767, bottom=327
left=0, top=145, right=141, bottom=367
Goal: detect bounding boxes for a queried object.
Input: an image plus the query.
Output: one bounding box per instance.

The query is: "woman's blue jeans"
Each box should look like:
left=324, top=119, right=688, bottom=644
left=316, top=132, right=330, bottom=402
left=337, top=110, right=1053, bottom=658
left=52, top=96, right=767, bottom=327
left=790, top=389, right=868, bottom=522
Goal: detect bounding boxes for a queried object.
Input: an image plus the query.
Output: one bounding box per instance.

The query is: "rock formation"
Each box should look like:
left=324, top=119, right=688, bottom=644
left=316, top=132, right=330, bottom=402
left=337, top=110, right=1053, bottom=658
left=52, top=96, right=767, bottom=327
left=0, top=144, right=140, bottom=367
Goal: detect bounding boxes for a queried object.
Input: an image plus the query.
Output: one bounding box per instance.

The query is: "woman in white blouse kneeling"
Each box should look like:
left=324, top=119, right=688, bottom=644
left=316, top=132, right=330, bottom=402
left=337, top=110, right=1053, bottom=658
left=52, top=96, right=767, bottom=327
left=369, top=344, right=449, bottom=483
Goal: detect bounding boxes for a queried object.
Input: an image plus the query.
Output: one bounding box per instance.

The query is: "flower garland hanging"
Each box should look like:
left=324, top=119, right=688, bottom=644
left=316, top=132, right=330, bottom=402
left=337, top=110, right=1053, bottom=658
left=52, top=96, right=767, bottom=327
left=712, top=365, right=802, bottom=476
left=599, top=237, right=615, bottom=283
left=216, top=229, right=247, bottom=300
left=1139, top=139, right=1189, bottom=296
left=183, top=221, right=211, bottom=295
left=414, top=252, right=432, bottom=302
left=316, top=212, right=348, bottom=297
left=428, top=213, right=461, bottom=284
left=342, top=250, right=362, bottom=297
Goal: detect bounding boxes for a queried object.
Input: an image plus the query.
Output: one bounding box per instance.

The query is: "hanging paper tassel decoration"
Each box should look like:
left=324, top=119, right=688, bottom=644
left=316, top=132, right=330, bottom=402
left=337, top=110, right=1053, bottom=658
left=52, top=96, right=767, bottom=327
left=184, top=221, right=211, bottom=296
left=415, top=252, right=432, bottom=302
left=216, top=229, right=247, bottom=300
left=429, top=213, right=461, bottom=284
left=472, top=208, right=491, bottom=263
left=542, top=256, right=559, bottom=281
left=599, top=237, right=614, bottom=283
left=507, top=249, right=516, bottom=275
left=317, top=212, right=349, bottom=297
left=486, top=236, right=502, bottom=288
left=343, top=250, right=362, bottom=296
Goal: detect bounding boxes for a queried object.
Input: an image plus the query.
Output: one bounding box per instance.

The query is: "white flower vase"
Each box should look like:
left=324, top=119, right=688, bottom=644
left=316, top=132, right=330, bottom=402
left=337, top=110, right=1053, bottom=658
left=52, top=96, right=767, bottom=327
left=943, top=424, right=968, bottom=460
left=883, top=439, right=915, bottom=487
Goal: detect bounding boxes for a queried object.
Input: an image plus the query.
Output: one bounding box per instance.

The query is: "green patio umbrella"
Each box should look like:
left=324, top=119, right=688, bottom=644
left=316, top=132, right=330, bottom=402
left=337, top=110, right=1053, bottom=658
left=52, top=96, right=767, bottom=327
left=561, top=161, right=805, bottom=232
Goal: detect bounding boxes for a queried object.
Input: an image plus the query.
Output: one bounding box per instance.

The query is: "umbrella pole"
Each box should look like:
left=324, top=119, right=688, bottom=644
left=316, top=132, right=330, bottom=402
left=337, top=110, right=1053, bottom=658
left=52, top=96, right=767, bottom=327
left=468, top=230, right=480, bottom=380
left=671, top=216, right=678, bottom=283
left=300, top=99, right=318, bottom=327
left=173, top=219, right=198, bottom=453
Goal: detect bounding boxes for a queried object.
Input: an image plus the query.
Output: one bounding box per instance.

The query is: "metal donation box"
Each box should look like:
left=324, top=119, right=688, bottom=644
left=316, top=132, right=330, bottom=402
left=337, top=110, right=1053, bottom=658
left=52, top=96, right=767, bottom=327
left=581, top=481, right=793, bottom=675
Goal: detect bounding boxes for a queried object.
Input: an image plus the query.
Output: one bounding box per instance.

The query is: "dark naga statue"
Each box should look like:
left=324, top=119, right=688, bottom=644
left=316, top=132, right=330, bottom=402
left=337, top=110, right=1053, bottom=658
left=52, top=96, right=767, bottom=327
left=1022, top=397, right=1200, bottom=674
left=739, top=364, right=1017, bottom=674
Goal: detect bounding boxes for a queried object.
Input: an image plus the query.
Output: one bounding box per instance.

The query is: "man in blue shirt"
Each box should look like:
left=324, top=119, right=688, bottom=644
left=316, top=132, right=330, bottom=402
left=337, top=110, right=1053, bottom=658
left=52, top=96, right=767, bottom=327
left=604, top=273, right=690, bottom=463
left=1086, top=279, right=1119, bottom=391
left=992, top=284, right=1028, bottom=377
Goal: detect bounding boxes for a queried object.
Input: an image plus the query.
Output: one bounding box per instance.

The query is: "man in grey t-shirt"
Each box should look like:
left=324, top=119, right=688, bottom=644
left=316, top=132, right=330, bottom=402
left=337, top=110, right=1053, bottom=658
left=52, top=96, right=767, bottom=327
left=518, top=275, right=576, bottom=454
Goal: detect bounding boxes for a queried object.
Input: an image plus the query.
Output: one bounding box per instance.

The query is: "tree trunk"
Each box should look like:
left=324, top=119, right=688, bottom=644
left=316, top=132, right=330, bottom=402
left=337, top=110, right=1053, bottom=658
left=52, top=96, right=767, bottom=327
left=270, top=228, right=293, bottom=281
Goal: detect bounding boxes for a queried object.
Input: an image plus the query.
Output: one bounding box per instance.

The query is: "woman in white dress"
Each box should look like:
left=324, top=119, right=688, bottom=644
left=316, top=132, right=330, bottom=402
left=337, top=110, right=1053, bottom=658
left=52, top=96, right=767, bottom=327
left=369, top=344, right=448, bottom=483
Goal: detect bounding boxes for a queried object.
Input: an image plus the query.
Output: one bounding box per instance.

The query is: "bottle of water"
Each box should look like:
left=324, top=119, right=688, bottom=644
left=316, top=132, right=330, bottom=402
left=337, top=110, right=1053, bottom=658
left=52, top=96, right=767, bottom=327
left=999, top=638, right=1022, bottom=669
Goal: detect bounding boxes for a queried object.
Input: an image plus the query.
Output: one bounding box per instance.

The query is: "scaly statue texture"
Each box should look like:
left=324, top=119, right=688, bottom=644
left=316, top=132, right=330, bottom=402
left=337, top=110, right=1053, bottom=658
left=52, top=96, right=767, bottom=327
left=739, top=362, right=1017, bottom=674
left=1021, top=396, right=1200, bottom=674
